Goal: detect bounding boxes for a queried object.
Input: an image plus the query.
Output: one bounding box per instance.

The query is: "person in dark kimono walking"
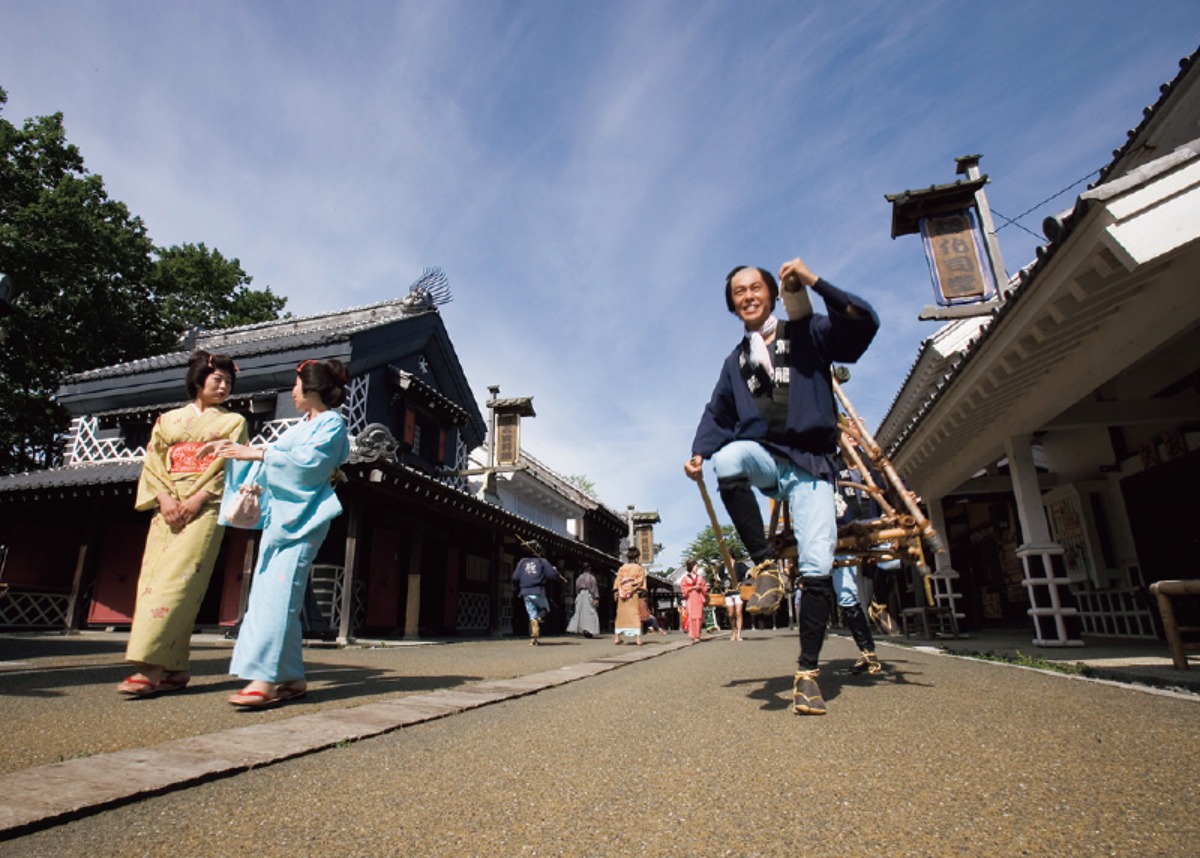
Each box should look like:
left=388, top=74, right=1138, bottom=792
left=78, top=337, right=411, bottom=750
left=512, top=541, right=561, bottom=645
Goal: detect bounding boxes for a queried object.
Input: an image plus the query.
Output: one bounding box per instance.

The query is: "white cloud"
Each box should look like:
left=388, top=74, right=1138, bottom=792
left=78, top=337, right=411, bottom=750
left=3, top=0, right=1197, bottom=566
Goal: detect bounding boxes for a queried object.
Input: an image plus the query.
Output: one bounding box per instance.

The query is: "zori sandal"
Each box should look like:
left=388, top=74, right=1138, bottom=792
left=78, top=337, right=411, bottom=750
left=228, top=688, right=281, bottom=708
left=118, top=673, right=190, bottom=697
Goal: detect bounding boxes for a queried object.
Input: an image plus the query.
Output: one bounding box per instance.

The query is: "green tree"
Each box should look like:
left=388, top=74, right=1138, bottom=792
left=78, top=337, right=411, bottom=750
left=149, top=242, right=286, bottom=334
left=565, top=474, right=596, bottom=497
left=681, top=524, right=748, bottom=581
left=0, top=89, right=286, bottom=473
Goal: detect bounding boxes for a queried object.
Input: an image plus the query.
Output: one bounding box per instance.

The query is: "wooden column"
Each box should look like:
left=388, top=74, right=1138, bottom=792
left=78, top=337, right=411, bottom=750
left=337, top=507, right=361, bottom=645
left=443, top=544, right=461, bottom=632
left=64, top=543, right=90, bottom=632
left=237, top=533, right=258, bottom=622
left=1005, top=436, right=1082, bottom=647
left=65, top=516, right=102, bottom=632
left=926, top=496, right=963, bottom=632
left=490, top=530, right=504, bottom=636
left=403, top=529, right=423, bottom=639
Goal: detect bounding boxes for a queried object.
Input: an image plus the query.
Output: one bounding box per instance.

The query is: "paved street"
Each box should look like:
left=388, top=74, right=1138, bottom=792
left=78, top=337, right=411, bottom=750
left=1, top=628, right=1198, bottom=856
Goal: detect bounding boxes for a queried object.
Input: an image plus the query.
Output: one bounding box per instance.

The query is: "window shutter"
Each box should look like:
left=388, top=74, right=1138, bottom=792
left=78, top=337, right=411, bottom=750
left=404, top=410, right=416, bottom=446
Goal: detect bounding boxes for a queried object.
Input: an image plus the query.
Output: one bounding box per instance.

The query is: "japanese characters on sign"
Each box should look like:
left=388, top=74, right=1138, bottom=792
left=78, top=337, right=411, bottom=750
left=919, top=209, right=997, bottom=306
left=636, top=526, right=654, bottom=565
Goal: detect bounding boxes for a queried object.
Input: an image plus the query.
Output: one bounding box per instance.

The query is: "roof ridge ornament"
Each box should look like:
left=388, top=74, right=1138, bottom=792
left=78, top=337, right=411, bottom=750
left=400, top=268, right=452, bottom=315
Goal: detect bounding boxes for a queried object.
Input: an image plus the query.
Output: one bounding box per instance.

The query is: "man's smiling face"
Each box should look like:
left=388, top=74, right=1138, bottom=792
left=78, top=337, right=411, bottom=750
left=729, top=267, right=774, bottom=329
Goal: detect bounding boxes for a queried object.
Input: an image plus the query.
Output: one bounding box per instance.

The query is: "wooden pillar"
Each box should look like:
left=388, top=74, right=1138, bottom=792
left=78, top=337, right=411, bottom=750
left=237, top=533, right=258, bottom=622
left=64, top=543, right=89, bottom=632
left=490, top=530, right=504, bottom=636
left=926, top=496, right=963, bottom=632
left=443, top=544, right=462, bottom=632
left=337, top=507, right=361, bottom=645
left=65, top=516, right=102, bottom=632
left=1005, top=436, right=1082, bottom=647
left=1006, top=436, right=1051, bottom=544
left=403, top=529, right=423, bottom=639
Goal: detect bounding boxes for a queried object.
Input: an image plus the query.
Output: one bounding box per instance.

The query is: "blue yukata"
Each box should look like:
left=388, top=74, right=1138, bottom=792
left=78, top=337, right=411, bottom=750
left=227, top=410, right=350, bottom=684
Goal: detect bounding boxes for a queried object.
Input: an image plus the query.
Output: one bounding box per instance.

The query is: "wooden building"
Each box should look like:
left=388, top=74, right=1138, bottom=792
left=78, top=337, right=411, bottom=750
left=877, top=50, right=1200, bottom=646
left=0, top=275, right=629, bottom=639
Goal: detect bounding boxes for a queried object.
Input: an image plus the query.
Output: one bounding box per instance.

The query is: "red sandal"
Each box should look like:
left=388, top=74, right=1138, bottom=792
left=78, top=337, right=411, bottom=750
left=117, top=673, right=190, bottom=697
left=228, top=688, right=281, bottom=708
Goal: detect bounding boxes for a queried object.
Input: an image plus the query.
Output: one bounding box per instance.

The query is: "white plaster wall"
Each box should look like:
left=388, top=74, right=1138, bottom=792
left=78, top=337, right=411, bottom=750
left=1041, top=427, right=1114, bottom=483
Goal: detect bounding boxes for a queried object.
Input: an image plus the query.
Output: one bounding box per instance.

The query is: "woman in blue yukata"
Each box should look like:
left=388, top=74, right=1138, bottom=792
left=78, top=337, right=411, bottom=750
left=200, top=358, right=351, bottom=708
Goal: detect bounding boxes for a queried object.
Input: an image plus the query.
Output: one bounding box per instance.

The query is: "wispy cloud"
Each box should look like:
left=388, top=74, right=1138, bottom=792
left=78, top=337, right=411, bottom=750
left=3, top=0, right=1197, bottom=566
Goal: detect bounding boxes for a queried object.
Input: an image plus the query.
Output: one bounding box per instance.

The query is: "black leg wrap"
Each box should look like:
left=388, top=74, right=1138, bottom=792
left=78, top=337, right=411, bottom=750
left=797, top=575, right=833, bottom=669
left=717, top=475, right=769, bottom=563
left=841, top=603, right=876, bottom=652
left=871, top=566, right=894, bottom=604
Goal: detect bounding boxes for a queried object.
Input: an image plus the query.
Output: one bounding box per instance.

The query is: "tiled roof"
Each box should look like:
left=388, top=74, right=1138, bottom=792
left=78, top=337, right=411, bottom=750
left=393, top=369, right=470, bottom=424
left=65, top=296, right=432, bottom=383
left=0, top=461, right=141, bottom=498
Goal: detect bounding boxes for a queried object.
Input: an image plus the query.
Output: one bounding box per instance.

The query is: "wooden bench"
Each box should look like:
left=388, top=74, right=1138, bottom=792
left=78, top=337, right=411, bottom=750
left=1149, top=580, right=1200, bottom=670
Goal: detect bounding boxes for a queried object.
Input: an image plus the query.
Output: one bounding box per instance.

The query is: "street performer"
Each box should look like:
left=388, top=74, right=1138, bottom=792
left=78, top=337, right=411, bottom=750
left=683, top=256, right=879, bottom=715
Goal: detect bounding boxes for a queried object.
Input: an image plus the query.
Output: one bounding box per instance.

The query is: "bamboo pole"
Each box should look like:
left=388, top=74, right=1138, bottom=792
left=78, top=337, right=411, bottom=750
left=833, top=375, right=944, bottom=555
left=695, top=478, right=737, bottom=583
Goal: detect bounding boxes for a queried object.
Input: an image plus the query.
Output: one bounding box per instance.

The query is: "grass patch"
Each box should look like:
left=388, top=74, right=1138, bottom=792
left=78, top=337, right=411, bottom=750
left=58, top=750, right=94, bottom=762
left=950, top=648, right=1096, bottom=677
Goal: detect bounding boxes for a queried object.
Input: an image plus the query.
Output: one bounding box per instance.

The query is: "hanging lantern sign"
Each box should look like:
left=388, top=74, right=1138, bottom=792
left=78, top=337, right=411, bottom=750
left=919, top=209, right=997, bottom=306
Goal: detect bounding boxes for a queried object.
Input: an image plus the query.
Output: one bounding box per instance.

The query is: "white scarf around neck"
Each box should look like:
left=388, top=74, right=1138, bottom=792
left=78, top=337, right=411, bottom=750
left=745, top=315, right=778, bottom=374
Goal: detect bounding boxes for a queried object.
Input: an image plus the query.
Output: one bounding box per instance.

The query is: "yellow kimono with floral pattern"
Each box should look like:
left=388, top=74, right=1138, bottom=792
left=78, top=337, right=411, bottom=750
left=126, top=404, right=248, bottom=670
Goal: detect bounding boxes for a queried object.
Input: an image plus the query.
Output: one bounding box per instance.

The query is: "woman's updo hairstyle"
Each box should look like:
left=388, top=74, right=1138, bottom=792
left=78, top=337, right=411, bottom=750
left=296, top=358, right=349, bottom=408
left=185, top=350, right=238, bottom=400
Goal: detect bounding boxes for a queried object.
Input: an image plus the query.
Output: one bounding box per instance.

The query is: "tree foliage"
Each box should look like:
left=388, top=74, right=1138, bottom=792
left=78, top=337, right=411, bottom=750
left=681, top=524, right=748, bottom=580
left=565, top=473, right=596, bottom=497
left=149, top=242, right=286, bottom=333
left=0, top=88, right=287, bottom=473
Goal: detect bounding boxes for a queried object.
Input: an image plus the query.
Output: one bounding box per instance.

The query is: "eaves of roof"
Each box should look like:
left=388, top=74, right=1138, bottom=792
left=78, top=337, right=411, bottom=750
left=0, top=456, right=620, bottom=568
left=884, top=139, right=1200, bottom=500
left=64, top=299, right=431, bottom=385
left=392, top=368, right=471, bottom=425
left=347, top=459, right=619, bottom=568
left=880, top=48, right=1200, bottom=464
left=887, top=134, right=1200, bottom=461
left=875, top=315, right=991, bottom=447
left=0, top=461, right=141, bottom=499
left=516, top=449, right=629, bottom=530
left=1098, top=49, right=1200, bottom=184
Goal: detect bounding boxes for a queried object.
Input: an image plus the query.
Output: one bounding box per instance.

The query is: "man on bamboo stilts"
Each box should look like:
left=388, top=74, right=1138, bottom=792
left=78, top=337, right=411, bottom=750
left=684, top=256, right=879, bottom=714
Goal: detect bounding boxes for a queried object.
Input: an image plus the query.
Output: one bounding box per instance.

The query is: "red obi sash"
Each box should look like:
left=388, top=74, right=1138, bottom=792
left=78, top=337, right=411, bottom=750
left=168, top=442, right=217, bottom=474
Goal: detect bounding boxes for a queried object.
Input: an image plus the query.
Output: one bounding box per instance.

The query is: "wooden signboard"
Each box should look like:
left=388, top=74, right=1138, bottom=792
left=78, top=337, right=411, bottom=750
left=920, top=209, right=997, bottom=306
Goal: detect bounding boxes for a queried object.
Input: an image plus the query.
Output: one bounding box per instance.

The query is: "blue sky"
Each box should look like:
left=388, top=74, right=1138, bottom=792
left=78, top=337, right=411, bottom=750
left=3, top=1, right=1198, bottom=569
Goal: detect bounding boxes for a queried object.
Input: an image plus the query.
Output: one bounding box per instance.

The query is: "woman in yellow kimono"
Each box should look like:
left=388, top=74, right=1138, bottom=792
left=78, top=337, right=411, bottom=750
left=117, top=351, right=247, bottom=697
left=613, top=546, right=648, bottom=645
